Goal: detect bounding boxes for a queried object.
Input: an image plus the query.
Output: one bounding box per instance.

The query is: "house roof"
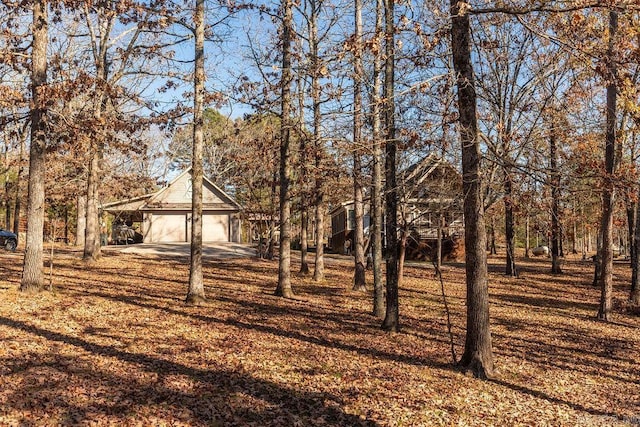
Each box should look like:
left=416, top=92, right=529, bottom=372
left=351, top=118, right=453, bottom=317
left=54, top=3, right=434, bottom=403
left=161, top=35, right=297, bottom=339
left=402, top=153, right=459, bottom=187
left=102, top=168, right=242, bottom=213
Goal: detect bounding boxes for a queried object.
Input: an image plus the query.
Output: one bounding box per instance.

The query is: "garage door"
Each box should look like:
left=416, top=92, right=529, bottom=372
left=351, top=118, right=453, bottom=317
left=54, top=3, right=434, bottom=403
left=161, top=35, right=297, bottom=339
left=151, top=213, right=187, bottom=242
left=202, top=214, right=229, bottom=242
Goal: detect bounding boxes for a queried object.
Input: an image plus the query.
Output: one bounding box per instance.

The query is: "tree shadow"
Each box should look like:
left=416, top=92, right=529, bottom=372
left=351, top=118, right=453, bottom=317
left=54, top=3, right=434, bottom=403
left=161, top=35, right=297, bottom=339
left=0, top=316, right=376, bottom=426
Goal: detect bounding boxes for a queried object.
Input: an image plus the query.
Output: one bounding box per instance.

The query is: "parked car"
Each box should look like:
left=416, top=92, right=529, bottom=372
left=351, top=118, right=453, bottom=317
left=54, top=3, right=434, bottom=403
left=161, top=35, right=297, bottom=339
left=0, top=228, right=17, bottom=252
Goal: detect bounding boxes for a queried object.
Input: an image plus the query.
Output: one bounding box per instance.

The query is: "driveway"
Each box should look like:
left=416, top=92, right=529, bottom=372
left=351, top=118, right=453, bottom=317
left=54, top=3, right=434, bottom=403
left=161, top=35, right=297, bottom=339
left=105, top=242, right=256, bottom=259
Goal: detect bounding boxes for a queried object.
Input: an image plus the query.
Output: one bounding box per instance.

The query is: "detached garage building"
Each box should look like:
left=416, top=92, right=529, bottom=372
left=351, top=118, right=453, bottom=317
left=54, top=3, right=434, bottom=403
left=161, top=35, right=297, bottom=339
left=103, top=168, right=242, bottom=243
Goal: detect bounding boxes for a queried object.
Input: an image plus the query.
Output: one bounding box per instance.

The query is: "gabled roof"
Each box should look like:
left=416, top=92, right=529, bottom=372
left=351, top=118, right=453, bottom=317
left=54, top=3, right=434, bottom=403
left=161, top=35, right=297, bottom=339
left=402, top=153, right=459, bottom=188
left=102, top=168, right=241, bottom=212
left=145, top=168, right=242, bottom=209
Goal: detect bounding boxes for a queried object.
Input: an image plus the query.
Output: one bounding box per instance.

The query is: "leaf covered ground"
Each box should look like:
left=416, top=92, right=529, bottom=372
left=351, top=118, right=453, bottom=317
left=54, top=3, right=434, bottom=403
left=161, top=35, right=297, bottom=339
left=0, top=247, right=638, bottom=426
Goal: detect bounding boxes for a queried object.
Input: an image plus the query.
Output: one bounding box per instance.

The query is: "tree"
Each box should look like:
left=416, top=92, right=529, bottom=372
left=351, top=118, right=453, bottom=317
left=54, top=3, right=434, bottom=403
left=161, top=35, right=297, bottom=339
left=598, top=9, right=618, bottom=321
left=381, top=0, right=399, bottom=332
left=311, top=0, right=326, bottom=284
left=371, top=0, right=385, bottom=318
left=20, top=0, right=48, bottom=292
left=351, top=0, right=366, bottom=292
left=450, top=0, right=494, bottom=378
left=275, top=0, right=295, bottom=299
left=549, top=111, right=563, bottom=274
left=186, top=0, right=206, bottom=305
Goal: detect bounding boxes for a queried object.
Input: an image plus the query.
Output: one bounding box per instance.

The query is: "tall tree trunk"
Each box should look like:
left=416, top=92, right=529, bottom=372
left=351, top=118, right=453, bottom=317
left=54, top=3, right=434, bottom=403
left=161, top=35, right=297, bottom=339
left=371, top=0, right=385, bottom=318
left=504, top=169, right=517, bottom=276
left=297, top=70, right=310, bottom=276
left=76, top=193, right=86, bottom=247
left=21, top=0, right=48, bottom=292
left=312, top=0, right=325, bottom=283
left=3, top=139, right=10, bottom=229
left=436, top=214, right=443, bottom=269
left=300, top=209, right=310, bottom=275
left=398, top=229, right=408, bottom=285
left=525, top=215, right=530, bottom=258
left=632, top=184, right=640, bottom=304
left=12, top=131, right=25, bottom=237
left=450, top=0, right=494, bottom=378
left=82, top=5, right=114, bottom=263
left=598, top=10, right=617, bottom=321
left=83, top=147, right=101, bottom=262
left=186, top=0, right=206, bottom=304
left=550, top=123, right=563, bottom=274
left=489, top=217, right=497, bottom=255
left=381, top=0, right=399, bottom=332
left=13, top=115, right=28, bottom=239
left=275, top=0, right=294, bottom=298
left=352, top=0, right=366, bottom=291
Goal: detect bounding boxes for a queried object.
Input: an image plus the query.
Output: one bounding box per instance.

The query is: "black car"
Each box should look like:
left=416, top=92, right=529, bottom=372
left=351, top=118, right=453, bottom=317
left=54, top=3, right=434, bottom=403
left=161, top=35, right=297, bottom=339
left=0, top=229, right=17, bottom=252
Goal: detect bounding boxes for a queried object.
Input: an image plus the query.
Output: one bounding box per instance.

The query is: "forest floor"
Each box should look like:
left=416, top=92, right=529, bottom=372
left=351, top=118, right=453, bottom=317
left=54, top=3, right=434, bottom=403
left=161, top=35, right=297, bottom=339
left=0, top=246, right=638, bottom=426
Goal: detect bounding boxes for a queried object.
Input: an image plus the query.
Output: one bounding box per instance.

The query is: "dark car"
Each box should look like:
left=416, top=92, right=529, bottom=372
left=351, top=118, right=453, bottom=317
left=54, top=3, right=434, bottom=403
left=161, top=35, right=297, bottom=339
left=0, top=229, right=17, bottom=252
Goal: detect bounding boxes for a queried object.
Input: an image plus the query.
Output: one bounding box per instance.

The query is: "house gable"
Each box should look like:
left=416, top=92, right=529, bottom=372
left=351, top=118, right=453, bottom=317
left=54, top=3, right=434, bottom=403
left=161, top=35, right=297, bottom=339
left=145, top=169, right=240, bottom=211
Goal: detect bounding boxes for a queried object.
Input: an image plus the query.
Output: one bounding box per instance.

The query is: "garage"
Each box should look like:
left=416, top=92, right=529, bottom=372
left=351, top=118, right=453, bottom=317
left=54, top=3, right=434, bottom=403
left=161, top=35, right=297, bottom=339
left=103, top=168, right=242, bottom=244
left=151, top=213, right=187, bottom=242
left=202, top=214, right=229, bottom=242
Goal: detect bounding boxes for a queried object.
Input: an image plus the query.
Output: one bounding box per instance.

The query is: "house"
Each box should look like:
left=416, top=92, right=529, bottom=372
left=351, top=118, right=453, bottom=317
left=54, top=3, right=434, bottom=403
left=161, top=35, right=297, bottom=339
left=329, top=201, right=370, bottom=255
left=102, top=168, right=242, bottom=243
left=398, top=153, right=464, bottom=240
left=329, top=153, right=463, bottom=257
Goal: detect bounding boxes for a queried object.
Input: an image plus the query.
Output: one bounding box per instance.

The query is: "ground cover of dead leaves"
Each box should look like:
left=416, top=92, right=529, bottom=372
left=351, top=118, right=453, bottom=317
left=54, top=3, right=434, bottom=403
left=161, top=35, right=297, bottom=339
left=0, top=247, right=638, bottom=426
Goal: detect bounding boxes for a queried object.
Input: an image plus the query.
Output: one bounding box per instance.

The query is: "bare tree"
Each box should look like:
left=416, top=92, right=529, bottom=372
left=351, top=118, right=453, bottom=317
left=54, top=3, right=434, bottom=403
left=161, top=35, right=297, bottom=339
left=186, top=0, right=206, bottom=304
left=20, top=0, right=48, bottom=292
left=381, top=0, right=399, bottom=332
left=311, top=0, right=326, bottom=283
left=450, top=0, right=494, bottom=378
left=275, top=0, right=295, bottom=298
left=371, top=0, right=385, bottom=318
left=598, top=9, right=618, bottom=321
left=352, top=0, right=366, bottom=292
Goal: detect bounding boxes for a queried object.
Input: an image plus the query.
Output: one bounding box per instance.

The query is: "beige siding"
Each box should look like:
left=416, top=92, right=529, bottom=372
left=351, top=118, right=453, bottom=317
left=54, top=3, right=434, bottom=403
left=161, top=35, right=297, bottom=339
left=153, top=173, right=225, bottom=205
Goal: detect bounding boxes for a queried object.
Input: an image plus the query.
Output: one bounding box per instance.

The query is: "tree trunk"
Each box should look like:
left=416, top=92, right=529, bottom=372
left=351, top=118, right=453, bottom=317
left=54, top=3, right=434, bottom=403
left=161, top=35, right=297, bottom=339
left=550, top=122, right=562, bottom=274
left=450, top=0, right=494, bottom=378
left=297, top=71, right=310, bottom=276
left=83, top=149, right=101, bottom=262
left=352, top=0, right=366, bottom=292
left=398, top=229, right=408, bottom=286
left=436, top=215, right=443, bottom=269
left=381, top=0, right=399, bottom=332
left=299, top=208, right=310, bottom=275
left=504, top=170, right=517, bottom=276
left=525, top=215, right=530, bottom=258
left=311, top=0, right=325, bottom=283
left=313, top=201, right=325, bottom=281
left=186, top=0, right=206, bottom=305
left=12, top=132, right=25, bottom=237
left=598, top=10, right=617, bottom=321
left=21, top=0, right=48, bottom=292
left=3, top=140, right=10, bottom=229
left=76, top=193, right=86, bottom=247
left=489, top=217, right=497, bottom=255
left=371, top=0, right=385, bottom=318
left=275, top=0, right=294, bottom=299
left=632, top=185, right=640, bottom=304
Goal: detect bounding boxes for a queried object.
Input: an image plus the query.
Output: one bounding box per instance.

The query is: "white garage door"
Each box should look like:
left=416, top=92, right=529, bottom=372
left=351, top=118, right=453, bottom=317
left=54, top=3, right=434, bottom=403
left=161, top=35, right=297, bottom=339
left=151, top=213, right=187, bottom=242
left=203, top=214, right=229, bottom=242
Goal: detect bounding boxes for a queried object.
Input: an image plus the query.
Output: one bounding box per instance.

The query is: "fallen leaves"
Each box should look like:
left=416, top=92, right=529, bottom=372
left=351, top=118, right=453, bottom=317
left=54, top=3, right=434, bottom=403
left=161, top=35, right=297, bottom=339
left=0, top=248, right=637, bottom=426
